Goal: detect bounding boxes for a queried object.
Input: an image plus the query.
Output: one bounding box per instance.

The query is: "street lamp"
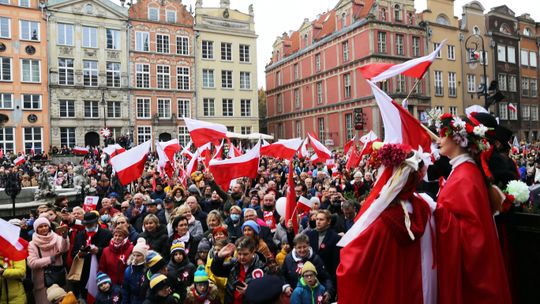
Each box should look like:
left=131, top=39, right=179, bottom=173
left=101, top=89, right=108, bottom=145
left=464, top=34, right=489, bottom=109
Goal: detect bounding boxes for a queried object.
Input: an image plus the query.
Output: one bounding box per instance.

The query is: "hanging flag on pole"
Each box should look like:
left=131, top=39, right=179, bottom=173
left=209, top=141, right=261, bottom=191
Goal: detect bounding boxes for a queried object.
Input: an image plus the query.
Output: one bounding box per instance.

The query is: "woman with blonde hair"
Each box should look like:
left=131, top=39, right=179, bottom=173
left=176, top=204, right=203, bottom=242
left=138, top=214, right=169, bottom=258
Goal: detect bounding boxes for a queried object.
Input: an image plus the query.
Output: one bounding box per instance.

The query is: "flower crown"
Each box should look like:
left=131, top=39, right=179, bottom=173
left=368, top=143, right=411, bottom=169
left=430, top=110, right=492, bottom=153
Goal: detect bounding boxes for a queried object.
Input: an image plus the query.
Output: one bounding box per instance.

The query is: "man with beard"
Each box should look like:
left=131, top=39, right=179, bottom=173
left=205, top=172, right=250, bottom=213
left=257, top=194, right=281, bottom=234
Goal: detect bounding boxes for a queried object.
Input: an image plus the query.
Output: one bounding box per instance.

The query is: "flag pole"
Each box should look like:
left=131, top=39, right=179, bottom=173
left=404, top=76, right=440, bottom=141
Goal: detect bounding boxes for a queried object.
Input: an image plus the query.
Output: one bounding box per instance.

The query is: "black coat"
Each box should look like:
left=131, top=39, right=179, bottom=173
left=139, top=225, right=170, bottom=259
left=167, top=258, right=195, bottom=302
left=281, top=249, right=334, bottom=296
left=72, top=227, right=113, bottom=289
left=305, top=229, right=341, bottom=282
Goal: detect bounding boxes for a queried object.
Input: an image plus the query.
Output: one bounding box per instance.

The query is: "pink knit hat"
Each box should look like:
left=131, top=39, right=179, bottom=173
left=33, top=216, right=50, bottom=231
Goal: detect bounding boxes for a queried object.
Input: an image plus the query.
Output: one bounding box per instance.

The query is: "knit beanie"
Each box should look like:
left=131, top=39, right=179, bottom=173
left=47, top=284, right=67, bottom=302
left=146, top=250, right=166, bottom=275
left=149, top=273, right=169, bottom=291
left=193, top=265, right=209, bottom=283
left=33, top=216, right=50, bottom=231
left=170, top=240, right=186, bottom=255
left=132, top=238, right=149, bottom=258
left=241, top=220, right=260, bottom=235
left=197, top=238, right=211, bottom=252
left=301, top=261, right=317, bottom=276
left=96, top=272, right=112, bottom=287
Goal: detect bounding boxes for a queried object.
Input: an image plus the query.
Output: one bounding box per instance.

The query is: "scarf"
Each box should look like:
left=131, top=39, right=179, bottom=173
left=32, top=232, right=58, bottom=251
left=173, top=231, right=191, bottom=244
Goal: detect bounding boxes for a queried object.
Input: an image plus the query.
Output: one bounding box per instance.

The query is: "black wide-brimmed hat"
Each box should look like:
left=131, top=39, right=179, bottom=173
left=82, top=212, right=99, bottom=225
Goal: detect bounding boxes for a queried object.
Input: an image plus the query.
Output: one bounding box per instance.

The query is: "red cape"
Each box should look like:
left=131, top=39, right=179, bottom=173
left=435, top=161, right=511, bottom=304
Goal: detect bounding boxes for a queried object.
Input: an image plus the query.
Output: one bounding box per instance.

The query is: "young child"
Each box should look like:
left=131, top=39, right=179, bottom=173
left=184, top=266, right=220, bottom=304
left=290, top=262, right=326, bottom=304
left=196, top=238, right=211, bottom=266
left=167, top=240, right=195, bottom=302
left=143, top=273, right=180, bottom=304
left=275, top=241, right=291, bottom=267
left=95, top=272, right=122, bottom=304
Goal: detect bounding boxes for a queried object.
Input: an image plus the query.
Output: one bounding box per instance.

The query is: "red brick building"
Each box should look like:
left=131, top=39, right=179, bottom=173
left=129, top=0, right=194, bottom=145
left=265, top=0, right=429, bottom=148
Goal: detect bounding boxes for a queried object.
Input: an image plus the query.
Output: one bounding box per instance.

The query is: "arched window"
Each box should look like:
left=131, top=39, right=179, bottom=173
left=303, top=34, right=308, bottom=47
left=394, top=4, right=402, bottom=21
left=436, top=14, right=450, bottom=26
left=473, top=26, right=480, bottom=35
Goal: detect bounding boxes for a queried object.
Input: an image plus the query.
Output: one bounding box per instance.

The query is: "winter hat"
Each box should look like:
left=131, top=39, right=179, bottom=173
left=47, top=284, right=67, bottom=302
left=132, top=238, right=149, bottom=258
left=241, top=220, right=260, bottom=235
left=193, top=265, right=209, bottom=283
left=8, top=218, right=22, bottom=227
left=245, top=275, right=284, bottom=304
left=197, top=238, right=211, bottom=252
left=212, top=226, right=228, bottom=237
left=146, top=250, right=166, bottom=274
left=96, top=272, right=112, bottom=287
left=301, top=261, right=317, bottom=276
left=149, top=273, right=169, bottom=291
left=170, top=240, right=186, bottom=255
left=33, top=216, right=50, bottom=231
left=188, top=184, right=201, bottom=196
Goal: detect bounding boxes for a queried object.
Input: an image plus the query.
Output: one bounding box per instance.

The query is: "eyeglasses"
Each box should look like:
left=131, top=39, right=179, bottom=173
left=302, top=273, right=315, bottom=279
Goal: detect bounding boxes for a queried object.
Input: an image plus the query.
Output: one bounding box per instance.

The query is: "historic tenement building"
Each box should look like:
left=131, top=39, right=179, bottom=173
left=0, top=0, right=50, bottom=154
left=194, top=0, right=259, bottom=135
left=129, top=0, right=195, bottom=146
left=265, top=0, right=429, bottom=147
left=47, top=0, right=129, bottom=148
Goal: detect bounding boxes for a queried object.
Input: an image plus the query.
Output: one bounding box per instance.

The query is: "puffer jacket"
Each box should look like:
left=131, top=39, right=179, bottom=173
left=211, top=252, right=269, bottom=304
left=139, top=225, right=169, bottom=258
left=98, top=239, right=133, bottom=285
left=205, top=249, right=227, bottom=304
left=167, top=256, right=195, bottom=302
left=0, top=258, right=26, bottom=304
left=184, top=282, right=221, bottom=304
left=95, top=284, right=122, bottom=304
left=121, top=263, right=146, bottom=304
left=290, top=277, right=326, bottom=304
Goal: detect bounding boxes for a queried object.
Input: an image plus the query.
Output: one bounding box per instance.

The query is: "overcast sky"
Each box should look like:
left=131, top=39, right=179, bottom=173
left=113, top=0, right=539, bottom=89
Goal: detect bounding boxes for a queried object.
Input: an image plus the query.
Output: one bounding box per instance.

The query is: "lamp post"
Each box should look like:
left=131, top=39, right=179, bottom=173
left=464, top=33, right=489, bottom=109
left=101, top=89, right=108, bottom=145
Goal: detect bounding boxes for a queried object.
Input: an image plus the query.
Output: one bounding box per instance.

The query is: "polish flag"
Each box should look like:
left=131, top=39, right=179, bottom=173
left=183, top=117, right=228, bottom=147
left=73, top=146, right=90, bottom=155
left=110, top=140, right=151, bottom=185
left=360, top=40, right=446, bottom=82
left=261, top=138, right=303, bottom=160
left=103, top=144, right=126, bottom=159
left=308, top=133, right=332, bottom=161
left=508, top=103, right=517, bottom=112
left=344, top=136, right=356, bottom=155
left=298, top=138, right=309, bottom=159
left=285, top=161, right=299, bottom=233
left=86, top=254, right=99, bottom=304
left=158, top=139, right=181, bottom=161
left=186, top=148, right=201, bottom=176
left=181, top=141, right=194, bottom=159
left=0, top=219, right=29, bottom=261
left=297, top=196, right=313, bottom=212
left=209, top=141, right=261, bottom=191
left=213, top=140, right=225, bottom=160
left=346, top=144, right=361, bottom=170
left=368, top=81, right=432, bottom=152
left=359, top=130, right=379, bottom=158
left=13, top=155, right=26, bottom=166
left=155, top=141, right=174, bottom=178
left=226, top=139, right=243, bottom=158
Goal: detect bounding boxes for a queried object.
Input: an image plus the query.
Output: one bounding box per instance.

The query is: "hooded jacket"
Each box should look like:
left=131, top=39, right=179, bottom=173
left=290, top=277, right=326, bottom=304
left=281, top=248, right=334, bottom=296
left=184, top=282, right=221, bottom=304
left=0, top=258, right=26, bottom=304
left=167, top=255, right=195, bottom=302
left=99, top=239, right=134, bottom=285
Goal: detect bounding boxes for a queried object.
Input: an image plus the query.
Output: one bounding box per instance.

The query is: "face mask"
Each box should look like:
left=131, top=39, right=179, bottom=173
left=230, top=214, right=240, bottom=222
left=86, top=225, right=98, bottom=233
left=263, top=205, right=273, bottom=211
left=157, top=204, right=162, bottom=211
left=309, top=220, right=316, bottom=229
left=100, top=214, right=110, bottom=223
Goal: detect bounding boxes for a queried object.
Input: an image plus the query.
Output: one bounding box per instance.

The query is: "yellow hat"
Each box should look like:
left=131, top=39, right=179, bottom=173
left=301, top=261, right=317, bottom=276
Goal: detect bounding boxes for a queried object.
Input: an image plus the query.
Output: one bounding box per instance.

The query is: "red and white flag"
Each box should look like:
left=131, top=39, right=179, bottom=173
left=360, top=40, right=446, bottom=82
left=0, top=219, right=29, bottom=261
left=346, top=144, right=361, bottom=170
left=103, top=144, right=126, bottom=159
left=155, top=141, right=174, bottom=178
left=298, top=138, right=310, bottom=159
left=110, top=140, right=151, bottom=185
left=359, top=130, right=379, bottom=158
left=308, top=133, right=332, bottom=161
left=213, top=140, right=225, bottom=160
left=344, top=136, right=356, bottom=155
left=180, top=141, right=194, bottom=159
left=297, top=196, right=313, bottom=212
left=285, top=161, right=299, bottom=233
left=226, top=139, right=243, bottom=158
left=209, top=141, right=261, bottom=191
left=508, top=103, right=517, bottom=112
left=183, top=117, right=228, bottom=147
left=86, top=254, right=99, bottom=304
left=368, top=81, right=432, bottom=152
left=261, top=138, right=303, bottom=160
left=13, top=155, right=26, bottom=166
left=158, top=139, right=181, bottom=161
left=73, top=146, right=90, bottom=155
left=185, top=148, right=201, bottom=177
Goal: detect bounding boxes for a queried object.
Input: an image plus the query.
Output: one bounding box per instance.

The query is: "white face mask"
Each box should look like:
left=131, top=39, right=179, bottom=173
left=157, top=204, right=162, bottom=211
left=85, top=225, right=98, bottom=233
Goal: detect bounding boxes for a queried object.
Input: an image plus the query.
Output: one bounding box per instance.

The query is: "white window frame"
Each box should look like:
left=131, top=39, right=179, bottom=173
left=157, top=98, right=171, bottom=119
left=83, top=60, right=98, bottom=87
left=178, top=126, right=189, bottom=146
left=395, top=34, right=404, bottom=56
left=222, top=98, right=233, bottom=117
left=60, top=127, right=76, bottom=148
left=0, top=57, right=11, bottom=81
left=21, top=59, right=40, bottom=83
left=378, top=32, right=387, bottom=53
left=20, top=20, right=39, bottom=41
left=21, top=94, right=41, bottom=110
left=531, top=79, right=537, bottom=98
left=240, top=71, right=251, bottom=89
left=0, top=127, right=15, bottom=153
left=202, top=69, right=215, bottom=88
left=412, top=36, right=420, bottom=57
left=277, top=94, right=282, bottom=113
left=240, top=99, right=251, bottom=117
left=107, top=101, right=121, bottom=118
left=82, top=26, right=97, bottom=48
left=135, top=63, right=150, bottom=88
left=148, top=6, right=160, bottom=22
left=532, top=105, right=539, bottom=121
left=345, top=113, right=353, bottom=140
left=18, top=0, right=30, bottom=7
left=176, top=36, right=189, bottom=55
left=449, top=106, right=457, bottom=116
left=498, top=73, right=507, bottom=91
left=106, top=62, right=121, bottom=88
left=521, top=49, right=529, bottom=66
left=522, top=78, right=530, bottom=97
left=106, top=28, right=121, bottom=50
left=294, top=88, right=300, bottom=109
left=315, top=53, right=321, bottom=71
left=467, top=74, right=476, bottom=93
left=241, top=126, right=252, bottom=135
left=499, top=102, right=508, bottom=120
left=296, top=121, right=302, bottom=138
left=177, top=99, right=190, bottom=118
left=166, top=10, right=176, bottom=23
left=344, top=73, right=351, bottom=98
left=239, top=44, right=250, bottom=62
left=342, top=40, right=349, bottom=61
left=202, top=40, right=214, bottom=59
left=177, top=66, right=190, bottom=91
left=448, top=72, right=456, bottom=97
left=434, top=43, right=441, bottom=58
left=58, top=58, right=74, bottom=85
left=507, top=46, right=516, bottom=64
left=530, top=52, right=537, bottom=67
left=135, top=31, right=150, bottom=52
left=137, top=126, right=152, bottom=144
left=509, top=105, right=518, bottom=120
left=84, top=100, right=99, bottom=118
left=0, top=93, right=13, bottom=109
left=497, top=45, right=506, bottom=62
left=156, top=34, right=170, bottom=54
left=316, top=81, right=323, bottom=104
left=221, top=70, right=232, bottom=89
left=221, top=42, right=232, bottom=61
left=293, top=63, right=299, bottom=80
left=447, top=45, right=455, bottom=60
left=156, top=65, right=170, bottom=89
left=59, top=99, right=75, bottom=118
left=396, top=74, right=405, bottom=93
left=136, top=97, right=151, bottom=119
left=522, top=104, right=531, bottom=120
left=0, top=17, right=11, bottom=39
left=434, top=71, right=443, bottom=96
left=509, top=75, right=517, bottom=92
left=57, top=23, right=73, bottom=46
left=203, top=98, right=215, bottom=116
left=23, top=127, right=43, bottom=154
left=318, top=118, right=325, bottom=142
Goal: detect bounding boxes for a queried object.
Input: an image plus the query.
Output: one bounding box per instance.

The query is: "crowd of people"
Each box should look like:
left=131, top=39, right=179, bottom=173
left=0, top=108, right=537, bottom=304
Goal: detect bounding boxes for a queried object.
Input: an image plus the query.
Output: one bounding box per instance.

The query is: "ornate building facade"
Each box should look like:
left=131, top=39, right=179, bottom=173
left=47, top=0, right=129, bottom=148
left=265, top=0, right=429, bottom=147
left=129, top=0, right=195, bottom=146
left=0, top=0, right=50, bottom=154
left=194, top=0, right=259, bottom=135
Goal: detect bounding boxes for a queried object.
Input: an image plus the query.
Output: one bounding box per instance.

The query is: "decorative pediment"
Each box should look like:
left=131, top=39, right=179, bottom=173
left=48, top=0, right=128, bottom=20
